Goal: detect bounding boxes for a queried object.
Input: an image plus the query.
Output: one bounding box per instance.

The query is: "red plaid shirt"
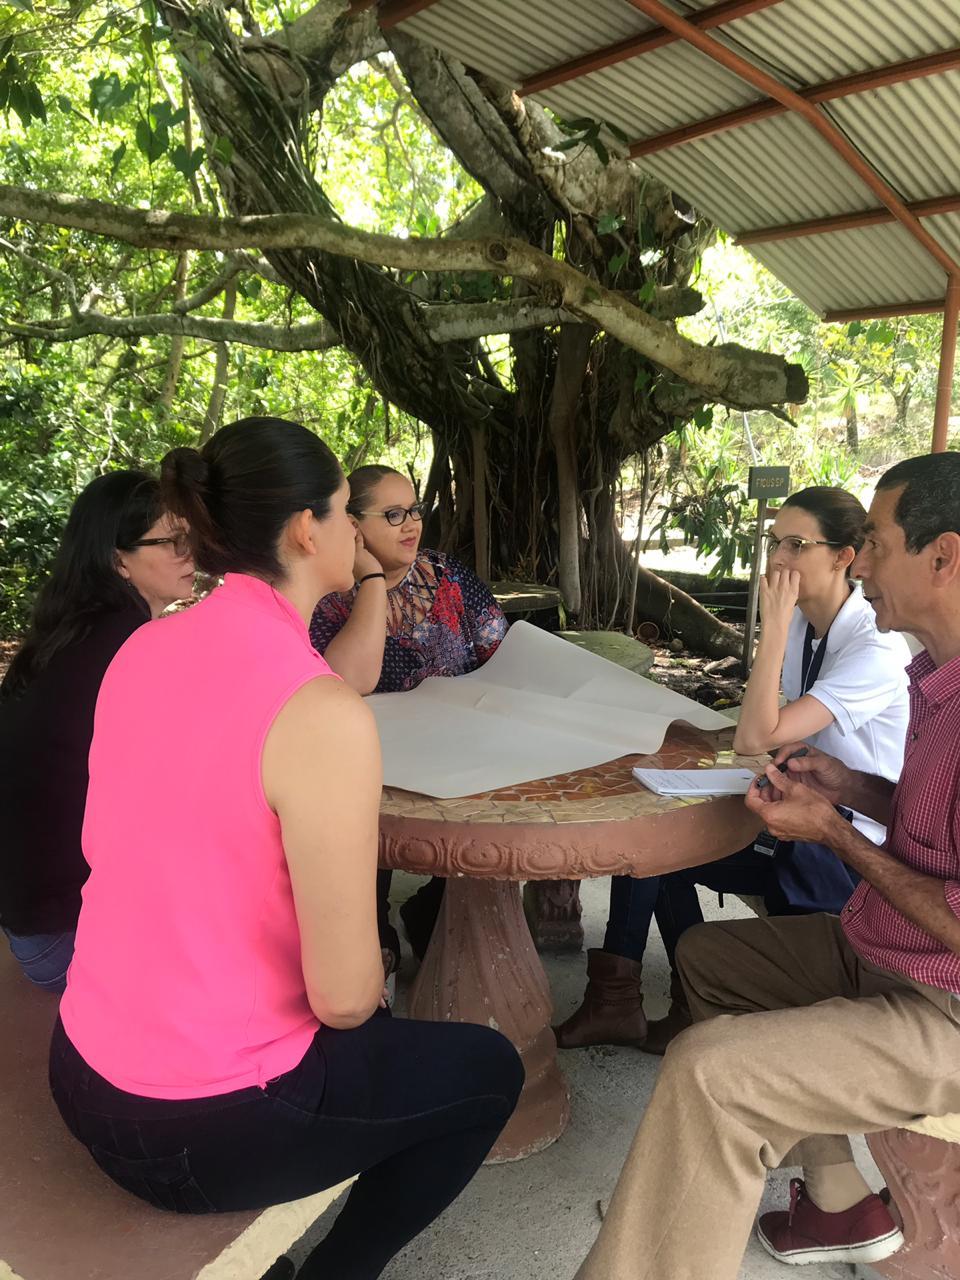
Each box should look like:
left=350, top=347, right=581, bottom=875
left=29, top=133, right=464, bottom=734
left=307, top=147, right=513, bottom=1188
left=843, top=650, right=960, bottom=992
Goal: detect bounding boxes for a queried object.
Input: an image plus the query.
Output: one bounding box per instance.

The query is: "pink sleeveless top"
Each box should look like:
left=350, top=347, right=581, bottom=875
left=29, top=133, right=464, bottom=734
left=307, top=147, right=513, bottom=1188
left=61, top=574, right=336, bottom=1099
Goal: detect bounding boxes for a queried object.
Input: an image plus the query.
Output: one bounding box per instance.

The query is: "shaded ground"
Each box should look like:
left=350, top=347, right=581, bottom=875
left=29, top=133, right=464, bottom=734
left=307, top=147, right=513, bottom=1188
left=648, top=639, right=747, bottom=711
left=288, top=874, right=881, bottom=1280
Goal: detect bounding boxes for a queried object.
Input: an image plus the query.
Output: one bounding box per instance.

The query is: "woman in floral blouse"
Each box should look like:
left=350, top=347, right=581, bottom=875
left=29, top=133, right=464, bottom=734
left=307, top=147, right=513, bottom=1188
left=309, top=465, right=507, bottom=983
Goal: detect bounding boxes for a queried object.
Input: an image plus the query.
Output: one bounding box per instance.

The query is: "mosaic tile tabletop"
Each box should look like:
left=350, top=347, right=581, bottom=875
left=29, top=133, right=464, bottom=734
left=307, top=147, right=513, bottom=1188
left=381, top=724, right=769, bottom=828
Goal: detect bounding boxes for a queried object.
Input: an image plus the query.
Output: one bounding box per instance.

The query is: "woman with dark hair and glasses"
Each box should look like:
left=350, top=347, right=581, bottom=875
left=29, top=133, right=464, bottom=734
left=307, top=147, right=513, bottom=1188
left=50, top=420, right=521, bottom=1280
left=0, top=471, right=195, bottom=991
left=555, top=486, right=911, bottom=1055
left=310, top=464, right=508, bottom=973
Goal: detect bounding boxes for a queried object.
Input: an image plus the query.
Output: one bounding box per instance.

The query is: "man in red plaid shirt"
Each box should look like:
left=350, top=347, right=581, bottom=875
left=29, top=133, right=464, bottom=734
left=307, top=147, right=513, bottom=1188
left=576, top=453, right=960, bottom=1280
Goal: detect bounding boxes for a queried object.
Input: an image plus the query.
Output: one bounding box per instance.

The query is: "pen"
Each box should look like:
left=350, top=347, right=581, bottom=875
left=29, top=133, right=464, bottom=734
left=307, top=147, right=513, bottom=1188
left=756, top=746, right=809, bottom=790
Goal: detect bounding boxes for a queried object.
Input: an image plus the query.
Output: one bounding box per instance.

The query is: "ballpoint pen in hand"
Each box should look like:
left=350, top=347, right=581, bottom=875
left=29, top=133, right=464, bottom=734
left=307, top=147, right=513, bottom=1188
left=756, top=746, right=809, bottom=790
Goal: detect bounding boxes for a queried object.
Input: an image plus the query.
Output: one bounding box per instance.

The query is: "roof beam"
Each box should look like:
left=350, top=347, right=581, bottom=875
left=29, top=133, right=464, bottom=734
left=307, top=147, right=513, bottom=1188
left=630, top=47, right=960, bottom=158
left=737, top=193, right=960, bottom=245
left=348, top=0, right=441, bottom=28
left=822, top=300, right=947, bottom=322
left=519, top=0, right=785, bottom=97
left=627, top=0, right=960, bottom=282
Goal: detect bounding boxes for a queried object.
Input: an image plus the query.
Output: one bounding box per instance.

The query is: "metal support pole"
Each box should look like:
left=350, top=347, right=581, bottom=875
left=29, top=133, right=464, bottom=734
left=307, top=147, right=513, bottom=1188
left=933, top=277, right=960, bottom=453
left=742, top=497, right=768, bottom=675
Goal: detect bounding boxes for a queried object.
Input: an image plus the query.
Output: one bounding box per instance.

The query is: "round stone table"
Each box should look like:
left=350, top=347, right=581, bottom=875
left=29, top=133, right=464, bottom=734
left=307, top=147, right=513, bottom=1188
left=378, top=725, right=763, bottom=1161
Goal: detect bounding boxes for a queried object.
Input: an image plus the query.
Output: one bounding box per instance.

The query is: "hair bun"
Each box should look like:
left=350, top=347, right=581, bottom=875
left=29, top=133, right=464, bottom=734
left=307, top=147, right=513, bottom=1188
left=162, top=447, right=210, bottom=492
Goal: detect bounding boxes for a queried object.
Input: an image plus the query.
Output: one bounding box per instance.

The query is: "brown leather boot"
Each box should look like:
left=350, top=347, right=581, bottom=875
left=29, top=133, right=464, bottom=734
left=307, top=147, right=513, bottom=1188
left=640, top=972, right=692, bottom=1056
left=553, top=948, right=648, bottom=1049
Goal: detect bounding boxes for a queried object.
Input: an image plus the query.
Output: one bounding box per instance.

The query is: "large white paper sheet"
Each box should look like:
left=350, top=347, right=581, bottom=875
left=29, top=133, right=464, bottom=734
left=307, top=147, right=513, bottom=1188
left=367, top=621, right=731, bottom=798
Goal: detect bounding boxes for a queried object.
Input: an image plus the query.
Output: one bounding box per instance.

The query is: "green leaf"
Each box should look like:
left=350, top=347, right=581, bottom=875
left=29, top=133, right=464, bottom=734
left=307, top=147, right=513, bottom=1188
left=608, top=249, right=629, bottom=275
left=554, top=136, right=584, bottom=152
left=8, top=81, right=44, bottom=127
left=8, top=0, right=34, bottom=12
left=240, top=276, right=263, bottom=300
left=558, top=116, right=600, bottom=133
left=0, top=36, right=14, bottom=61
left=605, top=121, right=630, bottom=144
left=846, top=320, right=864, bottom=338
left=139, top=22, right=156, bottom=64
left=135, top=117, right=169, bottom=164
left=88, top=17, right=112, bottom=46
left=109, top=141, right=127, bottom=179
left=637, top=279, right=656, bottom=304
left=597, top=211, right=624, bottom=235
left=633, top=368, right=651, bottom=393
left=865, top=320, right=895, bottom=346
left=211, top=135, right=234, bottom=164
left=693, top=406, right=714, bottom=429
left=170, top=143, right=205, bottom=178
left=89, top=72, right=135, bottom=120
left=590, top=138, right=610, bottom=166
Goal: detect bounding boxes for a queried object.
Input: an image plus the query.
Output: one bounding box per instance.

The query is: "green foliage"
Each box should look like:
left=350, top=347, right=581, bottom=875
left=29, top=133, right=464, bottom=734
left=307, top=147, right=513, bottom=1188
left=0, top=20, right=461, bottom=635
left=553, top=113, right=630, bottom=167
left=650, top=420, right=756, bottom=579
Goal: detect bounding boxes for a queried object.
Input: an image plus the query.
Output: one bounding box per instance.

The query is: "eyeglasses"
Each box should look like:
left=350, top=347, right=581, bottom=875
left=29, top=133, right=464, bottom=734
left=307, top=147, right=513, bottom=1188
left=128, top=532, right=192, bottom=558
left=354, top=502, right=428, bottom=527
left=762, top=533, right=840, bottom=557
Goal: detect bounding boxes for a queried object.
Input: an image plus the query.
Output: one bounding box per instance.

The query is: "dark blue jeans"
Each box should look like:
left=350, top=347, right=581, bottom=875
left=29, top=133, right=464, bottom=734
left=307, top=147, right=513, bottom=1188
left=604, top=839, right=859, bottom=969
left=50, top=1013, right=522, bottom=1280
left=3, top=926, right=75, bottom=993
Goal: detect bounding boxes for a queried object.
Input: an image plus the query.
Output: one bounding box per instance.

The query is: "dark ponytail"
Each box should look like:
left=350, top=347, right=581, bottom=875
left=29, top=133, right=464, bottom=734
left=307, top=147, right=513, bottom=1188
left=161, top=417, right=343, bottom=580
left=782, top=486, right=866, bottom=571
left=1, top=470, right=159, bottom=700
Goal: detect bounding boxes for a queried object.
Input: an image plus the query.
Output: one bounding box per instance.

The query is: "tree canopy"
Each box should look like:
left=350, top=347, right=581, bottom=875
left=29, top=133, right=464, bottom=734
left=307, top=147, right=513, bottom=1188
left=4, top=0, right=939, bottom=651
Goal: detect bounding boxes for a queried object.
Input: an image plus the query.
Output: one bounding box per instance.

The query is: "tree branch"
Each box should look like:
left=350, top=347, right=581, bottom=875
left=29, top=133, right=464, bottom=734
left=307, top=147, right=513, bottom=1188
left=1, top=310, right=341, bottom=351
left=0, top=185, right=806, bottom=409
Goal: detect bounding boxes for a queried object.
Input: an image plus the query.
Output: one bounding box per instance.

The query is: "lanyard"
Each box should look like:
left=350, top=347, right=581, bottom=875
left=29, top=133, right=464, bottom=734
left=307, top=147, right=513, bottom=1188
left=800, top=622, right=829, bottom=695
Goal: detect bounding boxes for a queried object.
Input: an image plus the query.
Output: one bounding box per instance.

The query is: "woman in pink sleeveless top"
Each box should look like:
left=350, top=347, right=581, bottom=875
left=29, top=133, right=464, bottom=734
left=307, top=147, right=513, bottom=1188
left=50, top=417, right=522, bottom=1280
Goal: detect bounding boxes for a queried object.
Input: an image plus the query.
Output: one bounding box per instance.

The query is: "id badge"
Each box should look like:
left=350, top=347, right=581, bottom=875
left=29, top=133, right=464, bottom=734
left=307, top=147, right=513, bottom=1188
left=753, top=830, right=779, bottom=858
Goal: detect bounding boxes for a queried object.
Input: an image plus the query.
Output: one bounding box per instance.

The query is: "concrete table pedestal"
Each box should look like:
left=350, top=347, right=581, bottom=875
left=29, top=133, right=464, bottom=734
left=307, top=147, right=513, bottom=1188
left=380, top=726, right=763, bottom=1161
left=409, top=876, right=570, bottom=1160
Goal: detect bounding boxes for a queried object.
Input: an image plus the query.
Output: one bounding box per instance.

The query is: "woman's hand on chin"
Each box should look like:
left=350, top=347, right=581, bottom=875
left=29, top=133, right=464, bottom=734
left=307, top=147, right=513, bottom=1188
left=759, top=568, right=800, bottom=629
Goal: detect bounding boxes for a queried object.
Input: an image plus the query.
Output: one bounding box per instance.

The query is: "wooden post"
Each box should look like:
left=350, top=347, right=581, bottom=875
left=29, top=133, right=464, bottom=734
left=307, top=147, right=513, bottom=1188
left=933, top=278, right=960, bottom=453
left=742, top=497, right=767, bottom=675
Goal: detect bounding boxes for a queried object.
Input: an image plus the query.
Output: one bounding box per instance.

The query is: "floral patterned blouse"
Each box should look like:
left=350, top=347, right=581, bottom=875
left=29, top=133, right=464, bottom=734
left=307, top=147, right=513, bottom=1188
left=309, top=548, right=508, bottom=694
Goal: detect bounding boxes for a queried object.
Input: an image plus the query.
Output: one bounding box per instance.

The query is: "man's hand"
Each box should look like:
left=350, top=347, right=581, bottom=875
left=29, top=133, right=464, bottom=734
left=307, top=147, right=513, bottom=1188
left=770, top=742, right=853, bottom=809
left=745, top=764, right=845, bottom=845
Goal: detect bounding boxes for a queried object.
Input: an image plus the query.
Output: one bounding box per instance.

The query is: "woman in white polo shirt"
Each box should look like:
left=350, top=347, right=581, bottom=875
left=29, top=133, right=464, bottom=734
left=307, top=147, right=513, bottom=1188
left=555, top=487, right=911, bottom=1055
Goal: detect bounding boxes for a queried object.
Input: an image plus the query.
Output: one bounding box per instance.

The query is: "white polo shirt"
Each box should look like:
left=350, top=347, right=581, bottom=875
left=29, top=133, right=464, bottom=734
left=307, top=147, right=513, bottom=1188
left=780, top=584, right=911, bottom=846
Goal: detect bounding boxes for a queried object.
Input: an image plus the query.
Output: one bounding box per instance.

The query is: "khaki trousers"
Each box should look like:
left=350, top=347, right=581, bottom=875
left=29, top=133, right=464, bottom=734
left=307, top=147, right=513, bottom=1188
left=574, top=912, right=960, bottom=1280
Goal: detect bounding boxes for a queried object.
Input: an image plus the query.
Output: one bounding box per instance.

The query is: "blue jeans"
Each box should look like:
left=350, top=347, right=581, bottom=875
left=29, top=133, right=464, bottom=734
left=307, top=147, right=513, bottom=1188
left=3, top=927, right=75, bottom=993
left=50, top=1011, right=522, bottom=1280
left=605, top=836, right=859, bottom=969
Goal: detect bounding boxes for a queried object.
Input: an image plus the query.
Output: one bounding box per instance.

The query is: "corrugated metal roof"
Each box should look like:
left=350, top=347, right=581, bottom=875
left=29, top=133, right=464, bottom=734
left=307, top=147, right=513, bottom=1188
left=829, top=71, right=960, bottom=201
left=713, top=0, right=960, bottom=85
left=538, top=46, right=755, bottom=140
left=398, top=0, right=960, bottom=317
left=754, top=226, right=947, bottom=314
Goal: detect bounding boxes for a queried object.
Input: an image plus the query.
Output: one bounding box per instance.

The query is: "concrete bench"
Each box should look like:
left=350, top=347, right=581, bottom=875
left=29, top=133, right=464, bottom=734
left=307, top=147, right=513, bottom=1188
left=556, top=630, right=654, bottom=676
left=0, top=948, right=352, bottom=1280
left=863, top=1118, right=960, bottom=1280
left=489, top=581, right=564, bottom=630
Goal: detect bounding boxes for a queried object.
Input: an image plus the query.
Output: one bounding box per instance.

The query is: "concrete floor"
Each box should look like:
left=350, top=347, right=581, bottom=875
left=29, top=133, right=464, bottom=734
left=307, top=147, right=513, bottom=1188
left=293, top=874, right=881, bottom=1280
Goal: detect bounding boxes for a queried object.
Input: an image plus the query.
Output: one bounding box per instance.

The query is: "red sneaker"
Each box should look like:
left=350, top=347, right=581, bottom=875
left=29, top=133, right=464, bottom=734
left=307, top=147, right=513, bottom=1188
left=757, top=1178, right=904, bottom=1266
